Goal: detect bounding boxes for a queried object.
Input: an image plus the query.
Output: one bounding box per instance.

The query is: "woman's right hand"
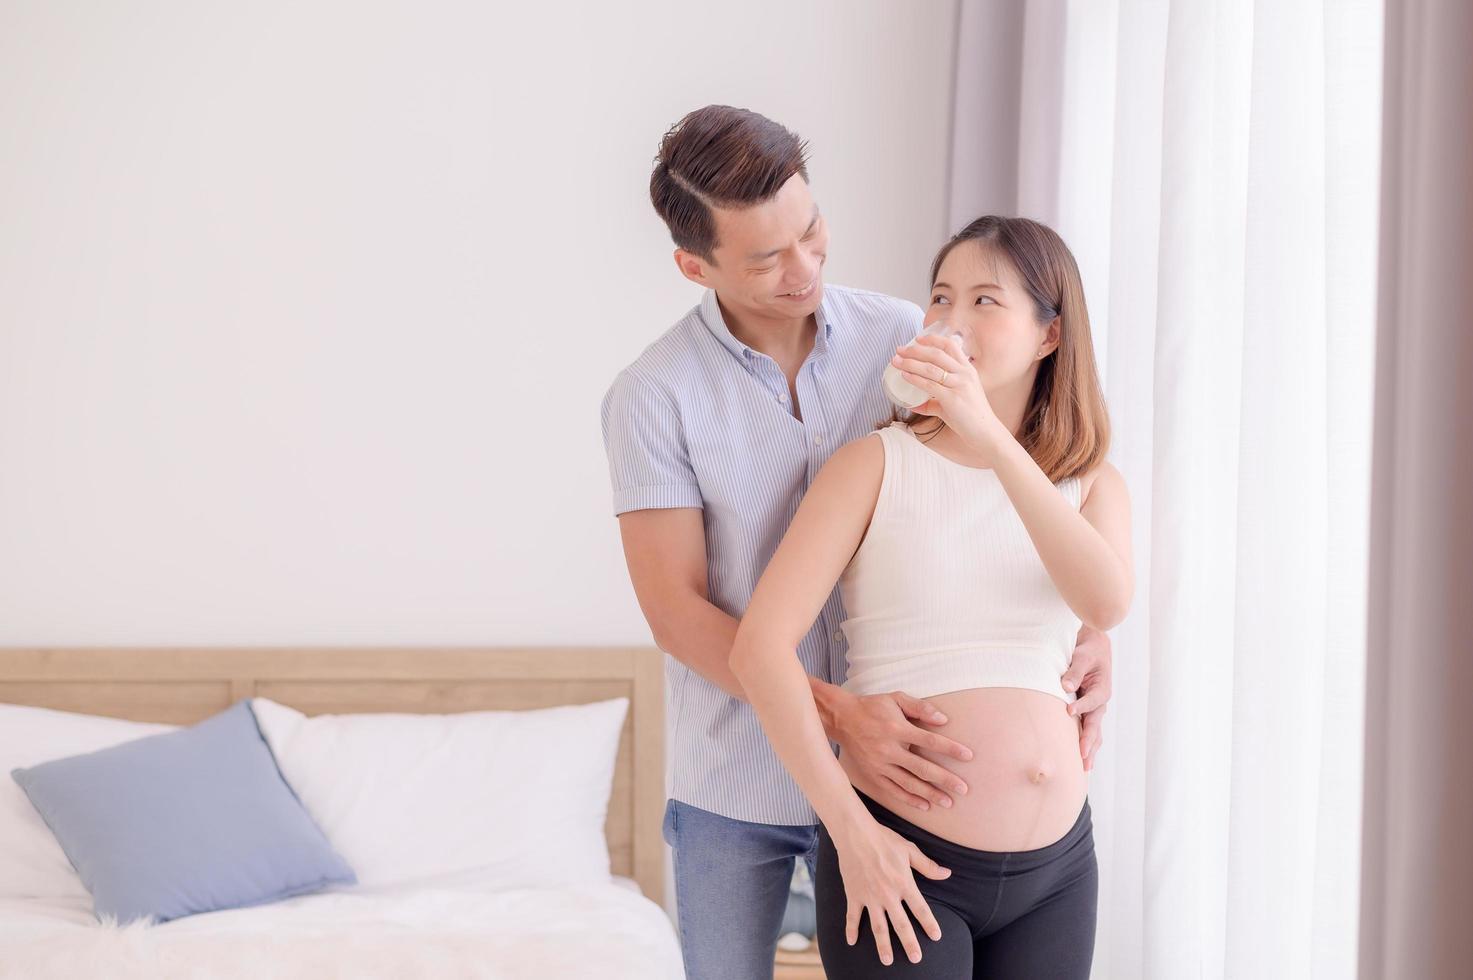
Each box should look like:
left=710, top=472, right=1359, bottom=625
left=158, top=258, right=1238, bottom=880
left=832, top=815, right=952, bottom=965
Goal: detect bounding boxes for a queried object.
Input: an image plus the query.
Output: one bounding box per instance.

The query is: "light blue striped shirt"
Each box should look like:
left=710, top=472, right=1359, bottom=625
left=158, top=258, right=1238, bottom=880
left=600, top=284, right=923, bottom=824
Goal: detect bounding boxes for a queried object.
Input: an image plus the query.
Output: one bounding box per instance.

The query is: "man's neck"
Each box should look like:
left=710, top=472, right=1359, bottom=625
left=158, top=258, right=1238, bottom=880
left=716, top=295, right=817, bottom=366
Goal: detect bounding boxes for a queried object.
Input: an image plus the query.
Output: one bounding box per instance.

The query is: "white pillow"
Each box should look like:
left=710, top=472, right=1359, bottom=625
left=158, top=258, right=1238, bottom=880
left=249, top=696, right=629, bottom=892
left=0, top=703, right=177, bottom=899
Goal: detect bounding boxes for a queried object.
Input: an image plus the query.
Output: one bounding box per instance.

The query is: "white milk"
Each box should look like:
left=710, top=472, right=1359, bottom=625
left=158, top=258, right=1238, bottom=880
left=882, top=320, right=969, bottom=409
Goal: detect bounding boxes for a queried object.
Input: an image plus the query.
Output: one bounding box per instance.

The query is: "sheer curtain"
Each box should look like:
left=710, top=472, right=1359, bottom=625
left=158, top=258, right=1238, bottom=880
left=949, top=2, right=1384, bottom=976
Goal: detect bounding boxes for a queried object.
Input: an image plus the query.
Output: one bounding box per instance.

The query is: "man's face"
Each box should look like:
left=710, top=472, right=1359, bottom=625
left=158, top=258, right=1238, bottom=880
left=675, top=173, right=829, bottom=323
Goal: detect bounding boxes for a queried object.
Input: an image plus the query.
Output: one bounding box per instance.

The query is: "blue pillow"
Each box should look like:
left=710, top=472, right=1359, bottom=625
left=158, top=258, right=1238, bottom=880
left=10, top=699, right=356, bottom=925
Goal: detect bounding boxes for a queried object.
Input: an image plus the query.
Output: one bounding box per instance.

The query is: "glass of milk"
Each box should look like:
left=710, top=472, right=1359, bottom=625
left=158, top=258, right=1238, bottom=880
left=882, top=319, right=970, bottom=409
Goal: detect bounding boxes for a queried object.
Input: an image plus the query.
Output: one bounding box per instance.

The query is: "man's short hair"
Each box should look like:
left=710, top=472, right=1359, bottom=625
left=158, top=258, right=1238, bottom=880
left=650, top=105, right=809, bottom=262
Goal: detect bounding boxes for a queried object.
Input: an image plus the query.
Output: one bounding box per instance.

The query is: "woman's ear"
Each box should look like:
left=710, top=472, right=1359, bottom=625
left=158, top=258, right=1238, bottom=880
left=1041, top=316, right=1062, bottom=357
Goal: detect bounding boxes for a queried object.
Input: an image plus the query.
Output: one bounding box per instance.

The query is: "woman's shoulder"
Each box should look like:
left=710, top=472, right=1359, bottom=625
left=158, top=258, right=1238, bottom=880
left=800, top=427, right=888, bottom=517
left=828, top=426, right=891, bottom=472
left=1078, top=458, right=1127, bottom=507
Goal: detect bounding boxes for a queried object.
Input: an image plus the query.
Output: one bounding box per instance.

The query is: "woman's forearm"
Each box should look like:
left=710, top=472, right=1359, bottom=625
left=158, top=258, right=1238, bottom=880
left=730, top=626, right=873, bottom=838
left=991, top=438, right=1131, bottom=630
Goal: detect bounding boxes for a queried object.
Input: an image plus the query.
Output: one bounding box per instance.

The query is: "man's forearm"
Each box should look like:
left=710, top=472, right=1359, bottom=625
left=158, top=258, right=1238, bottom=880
left=652, top=593, right=839, bottom=730
left=651, top=594, right=745, bottom=698
left=730, top=626, right=872, bottom=836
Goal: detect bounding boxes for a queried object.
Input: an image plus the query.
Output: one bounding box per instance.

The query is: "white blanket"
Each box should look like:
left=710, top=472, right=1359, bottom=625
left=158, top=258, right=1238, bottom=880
left=0, top=877, right=683, bottom=980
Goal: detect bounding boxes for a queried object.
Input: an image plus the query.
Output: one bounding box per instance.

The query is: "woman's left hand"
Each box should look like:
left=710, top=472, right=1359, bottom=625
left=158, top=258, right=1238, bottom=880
left=891, top=336, right=1010, bottom=458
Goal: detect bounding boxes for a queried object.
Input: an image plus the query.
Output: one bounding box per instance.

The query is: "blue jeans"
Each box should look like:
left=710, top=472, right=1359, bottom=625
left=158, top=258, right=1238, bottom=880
left=662, top=798, right=819, bottom=980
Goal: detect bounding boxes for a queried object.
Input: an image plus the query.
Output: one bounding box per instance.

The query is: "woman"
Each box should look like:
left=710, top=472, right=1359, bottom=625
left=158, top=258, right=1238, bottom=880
left=730, top=215, right=1132, bottom=978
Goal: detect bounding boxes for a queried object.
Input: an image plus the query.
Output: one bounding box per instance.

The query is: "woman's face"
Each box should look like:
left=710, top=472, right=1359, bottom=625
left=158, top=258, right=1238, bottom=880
left=927, top=240, right=1058, bottom=389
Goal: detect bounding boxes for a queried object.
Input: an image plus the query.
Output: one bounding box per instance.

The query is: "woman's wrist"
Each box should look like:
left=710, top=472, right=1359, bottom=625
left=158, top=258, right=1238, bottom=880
left=963, top=415, right=1013, bottom=460
left=822, top=792, right=879, bottom=846
left=986, top=426, right=1032, bottom=472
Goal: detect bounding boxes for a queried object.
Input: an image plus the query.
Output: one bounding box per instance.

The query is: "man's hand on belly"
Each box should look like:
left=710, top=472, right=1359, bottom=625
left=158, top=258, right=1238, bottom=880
left=811, top=679, right=975, bottom=812
left=1061, top=625, right=1114, bottom=772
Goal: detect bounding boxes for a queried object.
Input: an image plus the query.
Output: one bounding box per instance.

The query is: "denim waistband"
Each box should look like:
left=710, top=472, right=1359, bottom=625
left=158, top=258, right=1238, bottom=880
left=852, top=788, right=1093, bottom=873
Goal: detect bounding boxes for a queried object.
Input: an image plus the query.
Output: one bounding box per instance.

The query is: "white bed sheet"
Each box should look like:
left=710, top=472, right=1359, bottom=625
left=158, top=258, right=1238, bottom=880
left=0, top=874, right=683, bottom=980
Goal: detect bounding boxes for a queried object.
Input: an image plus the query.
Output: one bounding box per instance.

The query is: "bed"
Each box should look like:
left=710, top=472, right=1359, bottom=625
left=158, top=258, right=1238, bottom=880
left=0, top=645, right=682, bottom=980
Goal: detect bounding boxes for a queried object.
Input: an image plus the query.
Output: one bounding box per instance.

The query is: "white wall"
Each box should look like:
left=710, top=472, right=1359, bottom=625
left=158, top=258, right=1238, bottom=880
left=0, top=0, right=959, bottom=644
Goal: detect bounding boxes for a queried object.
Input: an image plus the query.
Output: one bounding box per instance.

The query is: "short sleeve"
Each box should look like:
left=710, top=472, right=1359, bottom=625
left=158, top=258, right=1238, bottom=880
left=599, top=370, right=704, bottom=516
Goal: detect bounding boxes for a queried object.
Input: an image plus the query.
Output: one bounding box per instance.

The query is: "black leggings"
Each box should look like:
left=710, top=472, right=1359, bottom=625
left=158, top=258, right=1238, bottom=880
left=814, top=789, right=1098, bottom=979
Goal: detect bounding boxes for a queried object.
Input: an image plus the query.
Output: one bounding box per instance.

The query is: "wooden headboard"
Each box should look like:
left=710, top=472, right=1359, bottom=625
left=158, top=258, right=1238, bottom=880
left=0, top=646, right=665, bottom=905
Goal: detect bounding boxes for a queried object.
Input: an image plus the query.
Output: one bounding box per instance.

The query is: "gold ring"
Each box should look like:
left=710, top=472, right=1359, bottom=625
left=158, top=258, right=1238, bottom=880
left=939, top=370, right=949, bottom=386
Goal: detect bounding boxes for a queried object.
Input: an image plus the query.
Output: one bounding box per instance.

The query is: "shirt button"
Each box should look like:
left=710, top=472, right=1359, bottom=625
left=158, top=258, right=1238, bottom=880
left=832, top=630, right=844, bottom=643
left=814, top=434, right=824, bottom=446
left=778, top=393, right=788, bottom=403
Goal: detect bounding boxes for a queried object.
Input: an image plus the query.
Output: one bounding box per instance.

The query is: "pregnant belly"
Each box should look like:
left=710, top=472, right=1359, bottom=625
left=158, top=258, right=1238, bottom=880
left=839, top=687, right=1088, bottom=852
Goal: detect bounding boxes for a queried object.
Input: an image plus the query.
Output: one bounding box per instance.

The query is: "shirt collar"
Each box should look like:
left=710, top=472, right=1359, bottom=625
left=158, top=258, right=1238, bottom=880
left=699, top=288, right=835, bottom=363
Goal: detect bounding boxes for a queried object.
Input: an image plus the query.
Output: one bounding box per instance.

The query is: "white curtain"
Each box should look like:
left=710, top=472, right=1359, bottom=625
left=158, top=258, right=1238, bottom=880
left=950, top=2, right=1385, bottom=976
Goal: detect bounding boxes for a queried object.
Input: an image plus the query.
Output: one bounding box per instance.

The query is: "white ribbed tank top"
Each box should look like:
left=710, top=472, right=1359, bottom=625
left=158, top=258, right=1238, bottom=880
left=838, top=420, right=1083, bottom=704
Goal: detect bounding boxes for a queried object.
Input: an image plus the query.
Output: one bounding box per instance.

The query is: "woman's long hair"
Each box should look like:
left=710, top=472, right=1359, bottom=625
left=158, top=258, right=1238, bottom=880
left=893, top=215, right=1110, bottom=484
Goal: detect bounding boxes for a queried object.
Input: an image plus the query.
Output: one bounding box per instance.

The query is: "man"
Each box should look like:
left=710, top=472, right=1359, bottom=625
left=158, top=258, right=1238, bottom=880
left=600, top=105, right=1113, bottom=979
